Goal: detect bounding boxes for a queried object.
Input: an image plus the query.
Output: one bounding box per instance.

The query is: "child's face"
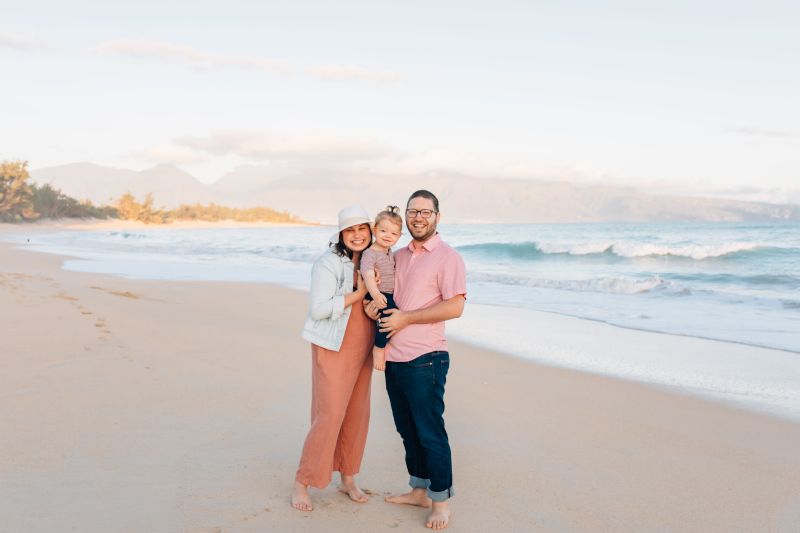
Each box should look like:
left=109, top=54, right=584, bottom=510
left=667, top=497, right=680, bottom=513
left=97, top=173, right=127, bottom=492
left=374, top=218, right=402, bottom=248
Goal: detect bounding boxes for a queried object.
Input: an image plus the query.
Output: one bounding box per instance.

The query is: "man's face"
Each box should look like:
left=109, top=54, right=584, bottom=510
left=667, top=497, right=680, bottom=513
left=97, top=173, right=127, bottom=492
left=405, top=197, right=440, bottom=242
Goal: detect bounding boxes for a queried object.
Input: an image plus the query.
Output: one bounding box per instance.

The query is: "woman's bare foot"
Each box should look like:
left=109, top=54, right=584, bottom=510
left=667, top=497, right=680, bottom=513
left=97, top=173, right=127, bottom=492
left=291, top=481, right=313, bottom=511
left=338, top=474, right=369, bottom=503
left=385, top=488, right=432, bottom=508
left=426, top=501, right=451, bottom=530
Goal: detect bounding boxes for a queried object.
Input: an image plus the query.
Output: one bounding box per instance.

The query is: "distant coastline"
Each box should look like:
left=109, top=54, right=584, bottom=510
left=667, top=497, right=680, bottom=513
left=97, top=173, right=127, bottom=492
left=2, top=160, right=311, bottom=226
left=30, top=161, right=800, bottom=224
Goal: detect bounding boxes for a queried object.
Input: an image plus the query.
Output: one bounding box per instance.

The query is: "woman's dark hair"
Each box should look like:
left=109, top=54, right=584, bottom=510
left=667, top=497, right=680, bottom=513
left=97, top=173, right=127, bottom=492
left=330, top=224, right=373, bottom=259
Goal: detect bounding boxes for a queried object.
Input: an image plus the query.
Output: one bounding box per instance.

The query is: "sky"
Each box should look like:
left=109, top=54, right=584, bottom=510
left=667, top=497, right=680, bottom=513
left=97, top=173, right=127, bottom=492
left=2, top=0, right=799, bottom=203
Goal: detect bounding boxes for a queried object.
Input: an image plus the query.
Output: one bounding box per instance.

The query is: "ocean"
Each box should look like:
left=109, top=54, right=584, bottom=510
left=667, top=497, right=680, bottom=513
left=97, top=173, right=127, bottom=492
left=7, top=221, right=800, bottom=419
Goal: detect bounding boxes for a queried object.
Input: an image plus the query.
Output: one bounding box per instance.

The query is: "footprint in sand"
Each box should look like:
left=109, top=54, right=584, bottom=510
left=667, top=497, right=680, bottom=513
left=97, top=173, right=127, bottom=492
left=55, top=292, right=78, bottom=302
left=96, top=320, right=111, bottom=340
left=243, top=507, right=271, bottom=521
left=90, top=286, right=140, bottom=299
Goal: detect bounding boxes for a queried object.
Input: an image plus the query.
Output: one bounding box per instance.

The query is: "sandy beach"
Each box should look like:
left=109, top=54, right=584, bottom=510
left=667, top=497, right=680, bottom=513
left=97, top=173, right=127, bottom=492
left=2, top=223, right=800, bottom=533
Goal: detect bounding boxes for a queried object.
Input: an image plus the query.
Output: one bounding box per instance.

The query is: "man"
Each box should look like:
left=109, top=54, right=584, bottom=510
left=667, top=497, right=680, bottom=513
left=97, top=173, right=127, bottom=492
left=367, top=189, right=466, bottom=530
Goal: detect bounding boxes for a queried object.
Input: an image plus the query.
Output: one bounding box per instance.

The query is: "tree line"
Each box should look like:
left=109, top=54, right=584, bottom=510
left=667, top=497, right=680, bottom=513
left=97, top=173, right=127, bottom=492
left=1, top=160, right=304, bottom=224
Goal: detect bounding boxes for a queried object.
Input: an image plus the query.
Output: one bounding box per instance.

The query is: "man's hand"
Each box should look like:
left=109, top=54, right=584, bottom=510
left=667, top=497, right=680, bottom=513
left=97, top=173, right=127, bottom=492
left=363, top=299, right=381, bottom=320
left=379, top=308, right=410, bottom=338
left=376, top=295, right=464, bottom=338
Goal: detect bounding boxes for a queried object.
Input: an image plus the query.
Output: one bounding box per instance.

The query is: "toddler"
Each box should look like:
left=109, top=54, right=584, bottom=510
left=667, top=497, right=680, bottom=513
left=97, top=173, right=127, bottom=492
left=360, top=206, right=403, bottom=371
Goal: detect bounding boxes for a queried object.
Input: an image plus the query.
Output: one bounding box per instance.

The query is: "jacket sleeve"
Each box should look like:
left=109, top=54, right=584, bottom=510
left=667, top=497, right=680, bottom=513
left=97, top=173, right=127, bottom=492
left=309, top=256, right=346, bottom=321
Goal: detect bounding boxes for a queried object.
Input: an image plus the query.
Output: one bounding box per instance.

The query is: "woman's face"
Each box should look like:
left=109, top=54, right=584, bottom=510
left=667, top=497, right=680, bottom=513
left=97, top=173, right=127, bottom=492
left=341, top=223, right=371, bottom=253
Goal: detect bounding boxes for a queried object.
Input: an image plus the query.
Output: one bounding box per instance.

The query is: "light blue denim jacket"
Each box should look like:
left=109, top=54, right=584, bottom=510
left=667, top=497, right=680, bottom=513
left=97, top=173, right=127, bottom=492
left=301, top=249, right=356, bottom=351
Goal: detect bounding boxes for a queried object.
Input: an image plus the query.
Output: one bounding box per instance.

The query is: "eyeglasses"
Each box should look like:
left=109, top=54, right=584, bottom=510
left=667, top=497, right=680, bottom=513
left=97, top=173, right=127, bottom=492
left=405, top=209, right=437, bottom=219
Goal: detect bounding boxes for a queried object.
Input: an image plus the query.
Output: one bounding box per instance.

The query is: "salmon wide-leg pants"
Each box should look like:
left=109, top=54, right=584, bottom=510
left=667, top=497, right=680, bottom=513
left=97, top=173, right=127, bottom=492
left=295, top=302, right=374, bottom=489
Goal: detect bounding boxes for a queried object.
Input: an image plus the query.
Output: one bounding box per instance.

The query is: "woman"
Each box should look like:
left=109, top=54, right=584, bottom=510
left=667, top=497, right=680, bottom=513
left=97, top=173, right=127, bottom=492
left=292, top=205, right=375, bottom=511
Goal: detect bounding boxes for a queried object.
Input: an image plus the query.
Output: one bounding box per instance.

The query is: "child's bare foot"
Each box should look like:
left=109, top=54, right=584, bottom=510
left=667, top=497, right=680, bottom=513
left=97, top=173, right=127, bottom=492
left=291, top=481, right=313, bottom=511
left=385, top=488, right=431, bottom=507
left=338, top=474, right=369, bottom=503
left=426, top=501, right=451, bottom=529
left=373, top=346, right=386, bottom=371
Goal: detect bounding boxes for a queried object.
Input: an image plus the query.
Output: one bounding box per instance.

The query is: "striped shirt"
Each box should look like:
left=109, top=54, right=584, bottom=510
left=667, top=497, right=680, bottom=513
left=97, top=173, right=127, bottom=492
left=360, top=247, right=396, bottom=292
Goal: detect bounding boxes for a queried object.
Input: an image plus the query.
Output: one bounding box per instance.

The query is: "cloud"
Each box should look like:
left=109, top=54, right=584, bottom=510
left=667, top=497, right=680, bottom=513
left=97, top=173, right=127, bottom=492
left=96, top=39, right=404, bottom=84
left=174, top=130, right=394, bottom=162
left=726, top=126, right=797, bottom=139
left=98, top=39, right=292, bottom=74
left=363, top=149, right=548, bottom=179
left=0, top=31, right=48, bottom=51
left=308, top=64, right=403, bottom=83
left=167, top=132, right=620, bottom=183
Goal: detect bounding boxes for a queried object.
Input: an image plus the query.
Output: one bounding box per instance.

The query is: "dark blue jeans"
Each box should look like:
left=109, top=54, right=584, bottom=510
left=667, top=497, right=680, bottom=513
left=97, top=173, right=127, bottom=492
left=385, top=351, right=453, bottom=501
left=365, top=291, right=396, bottom=348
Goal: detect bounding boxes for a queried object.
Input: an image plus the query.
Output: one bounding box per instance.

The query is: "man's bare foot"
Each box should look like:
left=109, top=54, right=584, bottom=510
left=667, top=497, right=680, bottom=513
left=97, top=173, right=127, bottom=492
left=339, top=474, right=369, bottom=503
left=426, top=501, right=450, bottom=529
left=373, top=346, right=385, bottom=371
left=291, top=481, right=313, bottom=511
left=385, top=488, right=432, bottom=508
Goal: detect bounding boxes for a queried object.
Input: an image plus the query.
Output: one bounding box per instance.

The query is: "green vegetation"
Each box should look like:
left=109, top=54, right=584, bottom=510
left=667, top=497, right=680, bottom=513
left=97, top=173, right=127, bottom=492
left=115, top=192, right=167, bottom=224
left=114, top=193, right=302, bottom=224
left=32, top=183, right=117, bottom=219
left=0, top=161, right=38, bottom=222
left=168, top=202, right=301, bottom=223
left=1, top=160, right=116, bottom=222
left=0, top=159, right=305, bottom=225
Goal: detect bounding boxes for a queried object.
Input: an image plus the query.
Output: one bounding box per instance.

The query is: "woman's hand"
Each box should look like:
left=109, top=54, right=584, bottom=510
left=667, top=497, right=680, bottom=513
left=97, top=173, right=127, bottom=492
left=346, top=273, right=369, bottom=309
left=355, top=272, right=368, bottom=298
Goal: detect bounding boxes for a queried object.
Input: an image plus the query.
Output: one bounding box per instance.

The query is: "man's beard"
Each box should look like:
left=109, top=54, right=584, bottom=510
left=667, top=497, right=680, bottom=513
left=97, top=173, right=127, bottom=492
left=407, top=221, right=437, bottom=242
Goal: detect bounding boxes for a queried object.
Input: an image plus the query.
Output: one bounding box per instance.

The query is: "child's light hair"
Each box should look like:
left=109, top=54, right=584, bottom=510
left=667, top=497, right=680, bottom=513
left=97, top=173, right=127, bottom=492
left=375, top=205, right=403, bottom=229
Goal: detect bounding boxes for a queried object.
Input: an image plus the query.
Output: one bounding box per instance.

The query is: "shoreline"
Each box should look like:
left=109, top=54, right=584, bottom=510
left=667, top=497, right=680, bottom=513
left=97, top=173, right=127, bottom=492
left=449, top=302, right=800, bottom=422
left=1, top=218, right=322, bottom=232
left=4, top=221, right=799, bottom=422
left=2, top=223, right=800, bottom=531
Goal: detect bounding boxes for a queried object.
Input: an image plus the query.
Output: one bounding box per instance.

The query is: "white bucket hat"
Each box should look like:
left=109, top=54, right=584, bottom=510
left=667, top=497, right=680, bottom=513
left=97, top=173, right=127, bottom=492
left=329, top=205, right=372, bottom=244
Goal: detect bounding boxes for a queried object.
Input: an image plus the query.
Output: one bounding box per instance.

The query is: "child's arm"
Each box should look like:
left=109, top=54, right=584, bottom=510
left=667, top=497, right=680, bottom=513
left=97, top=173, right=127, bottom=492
left=362, top=269, right=388, bottom=308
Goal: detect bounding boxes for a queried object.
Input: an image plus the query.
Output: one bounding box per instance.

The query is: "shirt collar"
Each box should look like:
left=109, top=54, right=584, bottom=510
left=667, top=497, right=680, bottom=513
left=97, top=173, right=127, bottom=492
left=407, top=232, right=441, bottom=253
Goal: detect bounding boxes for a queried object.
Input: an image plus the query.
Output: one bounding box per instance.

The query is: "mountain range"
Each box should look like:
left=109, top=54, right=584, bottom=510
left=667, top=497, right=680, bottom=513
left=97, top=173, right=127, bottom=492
left=30, top=162, right=800, bottom=224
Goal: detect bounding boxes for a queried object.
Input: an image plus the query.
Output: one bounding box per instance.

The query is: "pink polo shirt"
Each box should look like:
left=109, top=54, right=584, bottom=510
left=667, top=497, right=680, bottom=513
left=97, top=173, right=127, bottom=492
left=385, top=233, right=467, bottom=363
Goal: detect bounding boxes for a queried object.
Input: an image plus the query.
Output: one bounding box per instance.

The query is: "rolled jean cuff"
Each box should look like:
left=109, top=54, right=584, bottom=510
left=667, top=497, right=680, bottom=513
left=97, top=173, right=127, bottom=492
left=409, top=476, right=430, bottom=490
left=409, top=477, right=454, bottom=502
left=427, top=486, right=454, bottom=502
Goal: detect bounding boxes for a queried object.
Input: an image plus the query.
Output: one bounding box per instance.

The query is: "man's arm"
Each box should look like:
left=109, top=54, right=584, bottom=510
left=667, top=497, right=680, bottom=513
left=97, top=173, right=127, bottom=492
left=379, top=294, right=465, bottom=338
